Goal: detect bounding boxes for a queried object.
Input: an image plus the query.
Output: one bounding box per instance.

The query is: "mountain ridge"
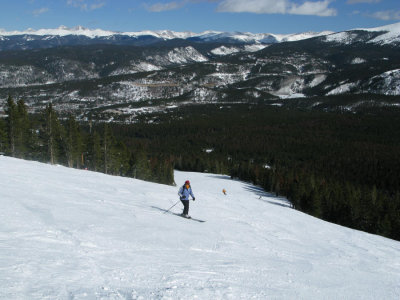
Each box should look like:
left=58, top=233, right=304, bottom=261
left=1, top=22, right=399, bottom=45
left=0, top=25, right=332, bottom=43
left=0, top=22, right=399, bottom=120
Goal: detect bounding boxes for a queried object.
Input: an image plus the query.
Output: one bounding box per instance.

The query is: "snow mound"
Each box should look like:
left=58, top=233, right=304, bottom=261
left=0, top=156, right=399, bottom=299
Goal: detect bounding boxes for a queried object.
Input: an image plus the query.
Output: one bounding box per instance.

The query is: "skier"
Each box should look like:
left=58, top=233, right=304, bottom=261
left=222, top=188, right=227, bottom=195
left=178, top=180, right=195, bottom=218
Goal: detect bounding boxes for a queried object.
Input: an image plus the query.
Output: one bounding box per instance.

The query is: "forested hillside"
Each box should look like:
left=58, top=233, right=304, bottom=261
left=2, top=95, right=399, bottom=240
left=0, top=96, right=174, bottom=185
left=105, top=103, right=400, bottom=240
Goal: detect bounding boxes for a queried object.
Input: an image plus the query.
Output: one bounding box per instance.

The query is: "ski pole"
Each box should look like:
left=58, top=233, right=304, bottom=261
left=164, top=200, right=180, bottom=214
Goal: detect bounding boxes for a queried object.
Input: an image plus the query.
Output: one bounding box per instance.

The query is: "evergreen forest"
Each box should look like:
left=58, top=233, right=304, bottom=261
left=1, top=97, right=399, bottom=241
left=107, top=103, right=400, bottom=241
left=0, top=96, right=174, bottom=185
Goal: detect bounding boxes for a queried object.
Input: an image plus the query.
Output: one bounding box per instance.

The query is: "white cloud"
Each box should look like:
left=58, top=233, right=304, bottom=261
left=145, top=1, right=185, bottom=12
left=32, top=7, right=49, bottom=17
left=289, top=1, right=336, bottom=16
left=216, top=0, right=336, bottom=17
left=90, top=2, right=106, bottom=10
left=370, top=10, right=400, bottom=21
left=347, top=0, right=381, bottom=4
left=67, top=0, right=105, bottom=11
left=217, top=0, right=286, bottom=14
left=144, top=0, right=216, bottom=12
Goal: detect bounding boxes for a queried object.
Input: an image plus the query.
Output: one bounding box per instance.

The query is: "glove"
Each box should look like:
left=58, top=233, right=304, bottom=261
left=180, top=196, right=185, bottom=200
left=193, top=197, right=195, bottom=201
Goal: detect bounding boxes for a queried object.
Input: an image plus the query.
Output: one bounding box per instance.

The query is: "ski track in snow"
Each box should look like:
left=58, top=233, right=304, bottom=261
left=0, top=156, right=399, bottom=299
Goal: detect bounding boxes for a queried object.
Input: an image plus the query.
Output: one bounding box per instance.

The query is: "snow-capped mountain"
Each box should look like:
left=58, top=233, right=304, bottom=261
left=323, top=22, right=400, bottom=45
left=0, top=25, right=330, bottom=41
left=1, top=156, right=399, bottom=299
left=0, top=23, right=399, bottom=51
left=0, top=25, right=333, bottom=51
left=0, top=25, right=117, bottom=38
left=0, top=22, right=399, bottom=120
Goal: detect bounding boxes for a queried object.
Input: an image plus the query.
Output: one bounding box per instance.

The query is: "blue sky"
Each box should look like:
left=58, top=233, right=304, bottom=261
left=0, top=0, right=399, bottom=34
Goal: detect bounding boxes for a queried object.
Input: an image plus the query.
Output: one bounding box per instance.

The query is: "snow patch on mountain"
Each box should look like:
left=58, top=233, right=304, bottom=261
left=327, top=82, right=358, bottom=95
left=110, top=62, right=162, bottom=76
left=341, top=100, right=400, bottom=111
left=362, top=22, right=400, bottom=45
left=272, top=77, right=307, bottom=99
left=351, top=58, right=366, bottom=64
left=309, top=74, right=327, bottom=87
left=366, top=69, right=400, bottom=95
left=324, top=32, right=359, bottom=45
left=322, top=22, right=400, bottom=46
left=126, top=29, right=196, bottom=40
left=244, top=44, right=268, bottom=52
left=211, top=46, right=240, bottom=56
left=0, top=65, right=47, bottom=87
left=167, top=47, right=208, bottom=64
left=193, top=87, right=218, bottom=102
left=274, top=31, right=333, bottom=42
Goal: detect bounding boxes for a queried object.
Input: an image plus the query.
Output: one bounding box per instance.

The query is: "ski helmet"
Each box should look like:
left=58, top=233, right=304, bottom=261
left=185, top=180, right=190, bottom=185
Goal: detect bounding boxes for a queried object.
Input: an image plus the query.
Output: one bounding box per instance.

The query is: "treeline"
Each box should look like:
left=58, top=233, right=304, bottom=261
left=0, top=96, right=174, bottom=185
left=108, top=104, right=400, bottom=241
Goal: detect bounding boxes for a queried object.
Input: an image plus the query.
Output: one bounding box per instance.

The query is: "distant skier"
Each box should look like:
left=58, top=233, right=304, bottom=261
left=178, top=180, right=195, bottom=218
left=222, top=188, right=227, bottom=195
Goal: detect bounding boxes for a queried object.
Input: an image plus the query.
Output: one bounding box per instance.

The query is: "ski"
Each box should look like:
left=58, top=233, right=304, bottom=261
left=152, top=206, right=206, bottom=222
left=175, top=213, right=206, bottom=223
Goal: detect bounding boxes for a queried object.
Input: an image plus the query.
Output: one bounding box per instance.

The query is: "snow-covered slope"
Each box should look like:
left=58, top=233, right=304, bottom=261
left=324, top=22, right=400, bottom=45
left=361, top=22, right=400, bottom=45
left=273, top=31, right=333, bottom=42
left=0, top=156, right=399, bottom=299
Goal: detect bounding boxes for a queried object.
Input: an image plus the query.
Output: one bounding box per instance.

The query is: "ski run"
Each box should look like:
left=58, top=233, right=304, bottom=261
left=0, top=156, right=399, bottom=299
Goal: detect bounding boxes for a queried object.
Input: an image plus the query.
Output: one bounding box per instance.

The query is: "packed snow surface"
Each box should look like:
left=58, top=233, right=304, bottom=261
left=1, top=156, right=399, bottom=299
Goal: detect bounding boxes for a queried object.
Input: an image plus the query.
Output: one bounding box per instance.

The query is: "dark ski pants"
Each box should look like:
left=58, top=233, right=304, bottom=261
left=181, top=200, right=189, bottom=215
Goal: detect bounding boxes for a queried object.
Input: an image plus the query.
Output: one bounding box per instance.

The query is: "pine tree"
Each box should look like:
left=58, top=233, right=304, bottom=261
left=86, top=131, right=102, bottom=171
left=133, top=149, right=151, bottom=180
left=43, top=103, right=63, bottom=165
left=15, top=99, right=30, bottom=158
left=5, top=95, right=17, bottom=156
left=112, top=140, right=130, bottom=176
left=102, top=124, right=114, bottom=174
left=65, top=115, right=83, bottom=168
left=0, top=119, right=7, bottom=154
